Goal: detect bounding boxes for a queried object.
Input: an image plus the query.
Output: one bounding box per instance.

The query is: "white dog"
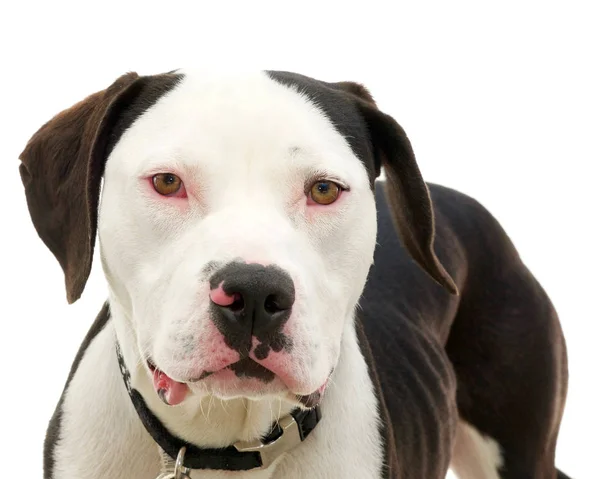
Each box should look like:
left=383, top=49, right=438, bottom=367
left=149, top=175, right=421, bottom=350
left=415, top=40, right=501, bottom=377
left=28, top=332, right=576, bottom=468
left=20, top=70, right=570, bottom=479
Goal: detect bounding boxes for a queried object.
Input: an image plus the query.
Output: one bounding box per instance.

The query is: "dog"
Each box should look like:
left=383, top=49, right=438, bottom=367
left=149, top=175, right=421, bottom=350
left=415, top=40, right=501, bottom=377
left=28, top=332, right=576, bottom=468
left=19, top=70, right=570, bottom=479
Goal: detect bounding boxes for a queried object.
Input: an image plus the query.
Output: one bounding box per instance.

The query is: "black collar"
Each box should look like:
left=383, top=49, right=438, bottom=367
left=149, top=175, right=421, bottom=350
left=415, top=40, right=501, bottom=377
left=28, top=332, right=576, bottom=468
left=115, top=342, right=321, bottom=471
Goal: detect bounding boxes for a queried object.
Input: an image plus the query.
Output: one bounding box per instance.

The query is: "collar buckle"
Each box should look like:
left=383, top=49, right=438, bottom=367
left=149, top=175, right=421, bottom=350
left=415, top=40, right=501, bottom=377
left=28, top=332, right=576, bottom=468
left=157, top=446, right=191, bottom=479
left=233, top=414, right=302, bottom=469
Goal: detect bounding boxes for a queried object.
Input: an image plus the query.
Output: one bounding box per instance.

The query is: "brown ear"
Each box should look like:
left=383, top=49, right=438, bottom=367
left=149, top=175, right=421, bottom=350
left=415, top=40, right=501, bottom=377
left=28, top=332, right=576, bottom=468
left=335, top=82, right=458, bottom=295
left=19, top=72, right=142, bottom=304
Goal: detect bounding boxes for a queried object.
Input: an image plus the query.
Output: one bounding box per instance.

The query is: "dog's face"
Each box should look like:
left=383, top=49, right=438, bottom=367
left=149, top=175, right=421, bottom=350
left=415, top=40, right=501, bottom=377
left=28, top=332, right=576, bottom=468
left=99, top=71, right=378, bottom=403
left=19, top=70, right=456, bottom=408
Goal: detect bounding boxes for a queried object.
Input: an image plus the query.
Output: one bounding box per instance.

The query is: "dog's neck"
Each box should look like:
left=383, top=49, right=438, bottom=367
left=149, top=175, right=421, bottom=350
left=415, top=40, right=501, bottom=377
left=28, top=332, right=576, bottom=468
left=107, top=298, right=383, bottom=477
left=110, top=300, right=298, bottom=449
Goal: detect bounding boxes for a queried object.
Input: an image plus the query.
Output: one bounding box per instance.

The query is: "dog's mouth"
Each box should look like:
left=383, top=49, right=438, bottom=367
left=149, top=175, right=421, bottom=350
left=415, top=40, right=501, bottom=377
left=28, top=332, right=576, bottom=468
left=147, top=359, right=189, bottom=406
left=146, top=358, right=328, bottom=408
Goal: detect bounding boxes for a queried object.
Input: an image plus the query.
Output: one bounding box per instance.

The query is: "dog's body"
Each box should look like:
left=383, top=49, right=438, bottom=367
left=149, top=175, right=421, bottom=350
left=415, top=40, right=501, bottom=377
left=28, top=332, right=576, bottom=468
left=20, top=71, right=569, bottom=478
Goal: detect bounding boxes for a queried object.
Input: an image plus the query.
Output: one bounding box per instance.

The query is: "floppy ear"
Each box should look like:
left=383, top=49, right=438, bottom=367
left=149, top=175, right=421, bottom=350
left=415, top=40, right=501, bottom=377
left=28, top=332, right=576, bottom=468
left=19, top=72, right=142, bottom=304
left=335, top=82, right=458, bottom=295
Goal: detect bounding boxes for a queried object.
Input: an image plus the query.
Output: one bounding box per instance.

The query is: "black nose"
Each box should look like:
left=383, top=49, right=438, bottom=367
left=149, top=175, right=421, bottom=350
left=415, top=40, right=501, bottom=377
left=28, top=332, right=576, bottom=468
left=209, top=262, right=295, bottom=342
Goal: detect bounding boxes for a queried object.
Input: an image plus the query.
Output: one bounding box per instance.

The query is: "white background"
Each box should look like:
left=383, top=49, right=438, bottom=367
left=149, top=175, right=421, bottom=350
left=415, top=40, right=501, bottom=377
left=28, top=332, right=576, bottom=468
left=0, top=1, right=598, bottom=477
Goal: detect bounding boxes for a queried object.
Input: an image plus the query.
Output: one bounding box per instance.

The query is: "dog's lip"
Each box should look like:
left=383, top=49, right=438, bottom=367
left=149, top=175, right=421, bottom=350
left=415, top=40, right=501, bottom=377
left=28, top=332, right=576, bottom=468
left=188, top=370, right=215, bottom=382
left=187, top=358, right=272, bottom=383
left=147, top=358, right=226, bottom=386
left=146, top=359, right=333, bottom=407
left=147, top=358, right=205, bottom=383
left=293, top=370, right=332, bottom=408
left=146, top=358, right=157, bottom=372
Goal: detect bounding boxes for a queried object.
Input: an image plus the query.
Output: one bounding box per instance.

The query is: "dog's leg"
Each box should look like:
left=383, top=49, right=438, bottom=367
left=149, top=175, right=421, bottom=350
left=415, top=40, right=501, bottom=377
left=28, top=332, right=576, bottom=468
left=446, top=252, right=568, bottom=478
left=449, top=419, right=503, bottom=479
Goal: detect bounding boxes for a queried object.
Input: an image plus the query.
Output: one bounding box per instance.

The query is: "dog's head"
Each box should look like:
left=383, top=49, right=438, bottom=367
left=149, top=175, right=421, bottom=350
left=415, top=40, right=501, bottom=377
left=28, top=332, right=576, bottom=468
left=20, top=70, right=456, bottom=407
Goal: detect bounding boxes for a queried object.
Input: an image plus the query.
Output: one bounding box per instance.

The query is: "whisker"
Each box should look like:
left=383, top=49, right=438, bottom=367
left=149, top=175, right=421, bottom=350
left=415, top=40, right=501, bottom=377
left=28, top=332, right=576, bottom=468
left=207, top=394, right=215, bottom=420
left=199, top=398, right=208, bottom=421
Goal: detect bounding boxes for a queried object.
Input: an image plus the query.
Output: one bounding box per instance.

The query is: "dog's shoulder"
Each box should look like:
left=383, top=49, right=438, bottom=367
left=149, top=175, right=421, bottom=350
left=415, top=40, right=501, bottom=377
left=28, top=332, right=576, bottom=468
left=363, top=182, right=464, bottom=319
left=427, top=182, right=520, bottom=259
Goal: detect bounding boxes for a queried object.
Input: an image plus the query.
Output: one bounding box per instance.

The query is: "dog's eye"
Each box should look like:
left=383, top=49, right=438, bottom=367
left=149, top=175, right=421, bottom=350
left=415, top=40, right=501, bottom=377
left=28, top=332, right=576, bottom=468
left=152, top=173, right=182, bottom=196
left=309, top=180, right=341, bottom=205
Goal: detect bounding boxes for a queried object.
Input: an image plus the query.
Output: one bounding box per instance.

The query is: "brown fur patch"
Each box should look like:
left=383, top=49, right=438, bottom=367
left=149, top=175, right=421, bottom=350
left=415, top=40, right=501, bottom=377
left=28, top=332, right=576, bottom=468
left=19, top=72, right=181, bottom=303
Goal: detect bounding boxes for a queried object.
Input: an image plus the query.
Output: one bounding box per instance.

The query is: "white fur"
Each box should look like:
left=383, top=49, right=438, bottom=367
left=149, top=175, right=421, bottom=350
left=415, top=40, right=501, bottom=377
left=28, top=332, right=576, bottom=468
left=449, top=419, right=504, bottom=479
left=53, top=71, right=383, bottom=478
left=53, top=316, right=383, bottom=478
left=100, top=70, right=377, bottom=399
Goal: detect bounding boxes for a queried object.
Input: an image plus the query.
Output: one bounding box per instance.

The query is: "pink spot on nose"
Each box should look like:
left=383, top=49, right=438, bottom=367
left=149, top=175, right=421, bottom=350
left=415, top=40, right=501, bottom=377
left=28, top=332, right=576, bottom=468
left=209, top=281, right=238, bottom=306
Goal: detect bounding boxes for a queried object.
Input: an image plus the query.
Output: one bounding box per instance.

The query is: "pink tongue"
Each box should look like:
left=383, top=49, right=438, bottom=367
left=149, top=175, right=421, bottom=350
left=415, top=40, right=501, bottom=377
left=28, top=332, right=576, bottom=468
left=153, top=369, right=188, bottom=406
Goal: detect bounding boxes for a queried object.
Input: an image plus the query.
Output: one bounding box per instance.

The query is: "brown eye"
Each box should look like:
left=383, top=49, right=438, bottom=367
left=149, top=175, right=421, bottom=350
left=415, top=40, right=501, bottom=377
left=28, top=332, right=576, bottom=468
left=309, top=180, right=341, bottom=205
left=152, top=173, right=182, bottom=196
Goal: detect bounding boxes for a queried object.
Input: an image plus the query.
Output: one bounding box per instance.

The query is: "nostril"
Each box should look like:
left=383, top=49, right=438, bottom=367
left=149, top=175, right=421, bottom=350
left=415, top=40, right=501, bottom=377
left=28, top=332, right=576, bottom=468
left=229, top=293, right=244, bottom=312
left=264, top=294, right=286, bottom=314
left=208, top=263, right=295, bottom=331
